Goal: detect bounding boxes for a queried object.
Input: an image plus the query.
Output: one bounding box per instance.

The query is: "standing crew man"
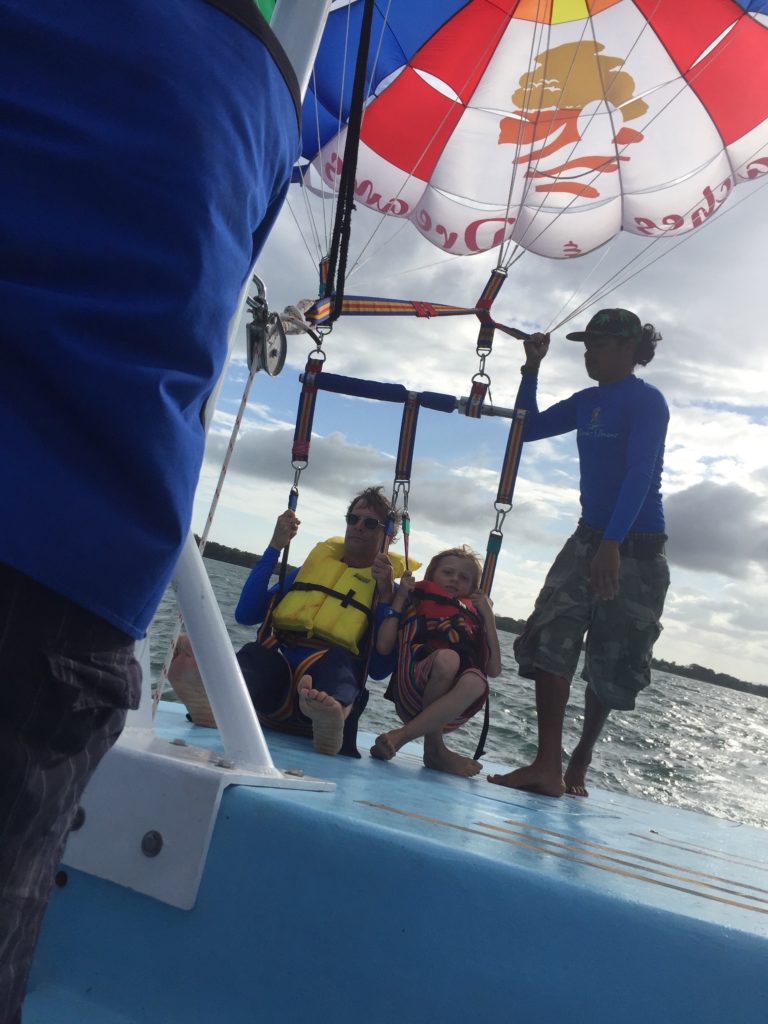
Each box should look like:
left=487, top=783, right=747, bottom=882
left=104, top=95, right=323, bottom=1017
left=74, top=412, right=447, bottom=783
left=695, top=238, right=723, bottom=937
left=488, top=309, right=670, bottom=798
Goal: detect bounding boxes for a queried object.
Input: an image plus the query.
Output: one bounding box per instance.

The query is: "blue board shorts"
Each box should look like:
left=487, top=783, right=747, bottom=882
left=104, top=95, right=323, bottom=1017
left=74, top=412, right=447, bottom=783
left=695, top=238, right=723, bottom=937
left=236, top=640, right=369, bottom=757
left=514, top=523, right=670, bottom=710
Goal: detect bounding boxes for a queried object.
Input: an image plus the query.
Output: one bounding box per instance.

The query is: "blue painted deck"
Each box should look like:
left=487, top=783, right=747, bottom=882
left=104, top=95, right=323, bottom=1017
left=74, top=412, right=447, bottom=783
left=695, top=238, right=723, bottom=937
left=27, top=702, right=768, bottom=1023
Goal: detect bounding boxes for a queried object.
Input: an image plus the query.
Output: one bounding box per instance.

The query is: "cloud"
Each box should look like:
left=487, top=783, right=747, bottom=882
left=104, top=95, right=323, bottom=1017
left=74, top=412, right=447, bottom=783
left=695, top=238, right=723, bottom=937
left=665, top=481, right=768, bottom=577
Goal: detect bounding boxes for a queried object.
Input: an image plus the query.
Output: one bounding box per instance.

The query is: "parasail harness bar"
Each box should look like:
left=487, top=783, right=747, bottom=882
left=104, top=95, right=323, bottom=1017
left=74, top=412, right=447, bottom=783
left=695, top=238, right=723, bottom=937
left=297, top=370, right=524, bottom=420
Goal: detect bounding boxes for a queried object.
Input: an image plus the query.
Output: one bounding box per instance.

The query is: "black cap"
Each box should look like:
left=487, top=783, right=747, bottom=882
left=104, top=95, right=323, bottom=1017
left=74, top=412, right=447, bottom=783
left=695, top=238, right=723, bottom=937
left=566, top=308, right=642, bottom=343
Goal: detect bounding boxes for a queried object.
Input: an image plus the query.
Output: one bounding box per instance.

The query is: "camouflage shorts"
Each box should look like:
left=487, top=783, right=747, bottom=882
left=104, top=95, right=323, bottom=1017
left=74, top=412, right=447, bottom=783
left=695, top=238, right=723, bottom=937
left=514, top=528, right=670, bottom=710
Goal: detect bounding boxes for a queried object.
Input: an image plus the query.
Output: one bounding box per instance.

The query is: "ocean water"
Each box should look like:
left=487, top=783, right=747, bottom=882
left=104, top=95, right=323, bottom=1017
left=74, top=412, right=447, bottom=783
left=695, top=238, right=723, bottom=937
left=150, top=558, right=768, bottom=832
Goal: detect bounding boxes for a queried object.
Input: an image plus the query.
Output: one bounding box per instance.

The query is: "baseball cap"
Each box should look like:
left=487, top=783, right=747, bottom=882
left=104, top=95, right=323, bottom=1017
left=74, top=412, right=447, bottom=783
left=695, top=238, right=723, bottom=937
left=566, top=308, right=642, bottom=343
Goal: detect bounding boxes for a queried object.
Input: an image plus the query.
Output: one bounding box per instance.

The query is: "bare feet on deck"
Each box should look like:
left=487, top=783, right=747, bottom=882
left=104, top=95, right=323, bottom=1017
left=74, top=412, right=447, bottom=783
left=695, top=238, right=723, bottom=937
left=168, top=635, right=216, bottom=728
left=564, top=753, right=591, bottom=797
left=371, top=731, right=482, bottom=778
left=423, top=744, right=483, bottom=778
left=297, top=676, right=345, bottom=755
left=487, top=763, right=565, bottom=798
left=370, top=732, right=400, bottom=761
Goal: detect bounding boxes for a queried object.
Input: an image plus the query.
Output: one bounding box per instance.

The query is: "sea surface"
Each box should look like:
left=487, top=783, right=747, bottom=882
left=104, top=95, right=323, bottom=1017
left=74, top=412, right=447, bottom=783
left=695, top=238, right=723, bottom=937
left=150, top=558, right=768, bottom=832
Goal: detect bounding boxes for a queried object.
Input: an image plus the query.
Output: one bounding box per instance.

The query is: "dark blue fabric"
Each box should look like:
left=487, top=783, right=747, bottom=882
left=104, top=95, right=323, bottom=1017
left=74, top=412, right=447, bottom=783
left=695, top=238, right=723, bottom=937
left=0, top=0, right=300, bottom=637
left=516, top=373, right=668, bottom=541
left=314, top=373, right=408, bottom=403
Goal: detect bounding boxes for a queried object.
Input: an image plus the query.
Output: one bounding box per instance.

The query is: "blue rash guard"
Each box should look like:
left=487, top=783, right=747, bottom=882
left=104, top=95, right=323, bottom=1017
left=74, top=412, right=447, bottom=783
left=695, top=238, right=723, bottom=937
left=516, top=372, right=668, bottom=541
left=0, top=0, right=301, bottom=638
left=235, top=545, right=396, bottom=681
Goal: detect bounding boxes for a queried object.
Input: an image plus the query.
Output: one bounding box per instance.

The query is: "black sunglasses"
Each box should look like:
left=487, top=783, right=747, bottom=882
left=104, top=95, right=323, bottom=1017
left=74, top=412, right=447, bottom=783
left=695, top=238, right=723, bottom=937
left=345, top=512, right=386, bottom=531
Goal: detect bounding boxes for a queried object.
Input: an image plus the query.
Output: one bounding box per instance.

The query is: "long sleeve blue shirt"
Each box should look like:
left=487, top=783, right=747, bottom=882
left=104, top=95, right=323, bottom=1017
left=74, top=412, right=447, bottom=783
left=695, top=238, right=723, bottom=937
left=515, top=371, right=668, bottom=541
left=235, top=544, right=396, bottom=680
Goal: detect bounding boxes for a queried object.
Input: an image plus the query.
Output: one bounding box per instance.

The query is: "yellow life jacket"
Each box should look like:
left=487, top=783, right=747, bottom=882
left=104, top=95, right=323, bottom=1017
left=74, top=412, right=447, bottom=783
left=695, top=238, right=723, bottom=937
left=271, top=538, right=413, bottom=655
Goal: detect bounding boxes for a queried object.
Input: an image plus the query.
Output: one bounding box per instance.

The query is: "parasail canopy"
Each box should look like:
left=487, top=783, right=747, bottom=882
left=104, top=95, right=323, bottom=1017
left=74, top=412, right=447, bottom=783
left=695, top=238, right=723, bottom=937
left=300, top=0, right=768, bottom=259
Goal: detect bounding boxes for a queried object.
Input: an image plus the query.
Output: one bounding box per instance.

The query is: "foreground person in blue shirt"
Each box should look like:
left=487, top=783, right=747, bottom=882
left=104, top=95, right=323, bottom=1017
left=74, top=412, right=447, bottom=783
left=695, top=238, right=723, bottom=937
left=0, top=2, right=300, bottom=1019
left=488, top=309, right=670, bottom=798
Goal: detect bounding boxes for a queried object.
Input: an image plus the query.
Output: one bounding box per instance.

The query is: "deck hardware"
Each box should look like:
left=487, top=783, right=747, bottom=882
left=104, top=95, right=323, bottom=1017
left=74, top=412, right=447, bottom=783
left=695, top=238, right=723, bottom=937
left=170, top=738, right=188, bottom=747
left=284, top=768, right=305, bottom=777
left=141, top=831, right=164, bottom=858
left=215, top=757, right=235, bottom=769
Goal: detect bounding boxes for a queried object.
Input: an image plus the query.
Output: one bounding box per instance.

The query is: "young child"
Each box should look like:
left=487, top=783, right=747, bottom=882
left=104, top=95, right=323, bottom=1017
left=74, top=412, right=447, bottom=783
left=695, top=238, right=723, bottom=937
left=371, top=546, right=501, bottom=777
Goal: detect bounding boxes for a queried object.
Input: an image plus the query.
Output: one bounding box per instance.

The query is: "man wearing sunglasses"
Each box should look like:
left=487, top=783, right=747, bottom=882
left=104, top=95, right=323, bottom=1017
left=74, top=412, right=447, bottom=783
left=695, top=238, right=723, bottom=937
left=171, top=487, right=410, bottom=758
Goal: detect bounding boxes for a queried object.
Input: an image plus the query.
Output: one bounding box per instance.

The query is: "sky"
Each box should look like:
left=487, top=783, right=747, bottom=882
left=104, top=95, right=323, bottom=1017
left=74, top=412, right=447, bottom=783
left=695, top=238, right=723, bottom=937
left=190, top=172, right=768, bottom=687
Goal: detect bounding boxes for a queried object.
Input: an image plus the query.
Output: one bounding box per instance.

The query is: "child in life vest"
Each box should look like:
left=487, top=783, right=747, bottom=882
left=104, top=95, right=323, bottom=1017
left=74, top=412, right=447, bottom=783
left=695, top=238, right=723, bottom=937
left=371, top=546, right=501, bottom=777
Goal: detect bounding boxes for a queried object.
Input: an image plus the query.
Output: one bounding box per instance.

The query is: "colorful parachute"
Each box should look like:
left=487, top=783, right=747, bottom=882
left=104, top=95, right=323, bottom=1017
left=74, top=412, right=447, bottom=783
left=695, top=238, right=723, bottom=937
left=301, top=0, right=768, bottom=258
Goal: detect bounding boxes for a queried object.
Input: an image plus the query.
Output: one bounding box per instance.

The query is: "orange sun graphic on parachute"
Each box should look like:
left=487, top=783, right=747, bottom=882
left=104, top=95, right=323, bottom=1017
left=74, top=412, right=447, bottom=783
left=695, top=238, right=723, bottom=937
left=499, top=41, right=648, bottom=199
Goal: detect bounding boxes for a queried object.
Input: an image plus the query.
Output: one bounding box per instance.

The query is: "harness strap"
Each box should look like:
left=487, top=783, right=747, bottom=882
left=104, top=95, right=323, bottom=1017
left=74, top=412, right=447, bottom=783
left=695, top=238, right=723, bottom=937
left=288, top=581, right=374, bottom=621
left=412, top=588, right=482, bottom=627
left=474, top=700, right=491, bottom=761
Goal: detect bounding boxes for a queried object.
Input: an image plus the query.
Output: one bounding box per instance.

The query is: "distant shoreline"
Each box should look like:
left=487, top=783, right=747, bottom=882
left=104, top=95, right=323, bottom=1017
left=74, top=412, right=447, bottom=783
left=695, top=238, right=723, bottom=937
left=200, top=538, right=768, bottom=698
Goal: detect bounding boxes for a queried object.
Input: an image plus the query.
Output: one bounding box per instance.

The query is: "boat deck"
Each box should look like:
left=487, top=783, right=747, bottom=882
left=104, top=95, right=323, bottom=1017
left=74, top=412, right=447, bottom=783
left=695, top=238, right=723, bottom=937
left=27, top=702, right=768, bottom=1023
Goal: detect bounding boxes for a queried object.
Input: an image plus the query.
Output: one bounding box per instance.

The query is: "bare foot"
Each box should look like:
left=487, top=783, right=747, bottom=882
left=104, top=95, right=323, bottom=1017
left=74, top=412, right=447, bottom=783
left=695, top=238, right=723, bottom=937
left=423, top=744, right=483, bottom=778
left=297, top=676, right=344, bottom=755
left=370, top=732, right=399, bottom=761
left=487, top=764, right=565, bottom=798
left=564, top=754, right=591, bottom=797
left=167, top=635, right=216, bottom=728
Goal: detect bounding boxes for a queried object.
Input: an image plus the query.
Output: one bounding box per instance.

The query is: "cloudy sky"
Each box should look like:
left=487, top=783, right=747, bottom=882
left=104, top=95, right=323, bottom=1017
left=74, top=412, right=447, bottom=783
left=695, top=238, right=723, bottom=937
left=189, top=165, right=768, bottom=686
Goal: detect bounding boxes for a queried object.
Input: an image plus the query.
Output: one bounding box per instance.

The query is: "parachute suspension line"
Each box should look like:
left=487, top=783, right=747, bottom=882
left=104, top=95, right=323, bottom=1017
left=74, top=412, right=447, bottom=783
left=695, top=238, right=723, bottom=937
left=310, top=65, right=331, bottom=249
left=387, top=391, right=420, bottom=569
left=506, top=0, right=743, bottom=266
left=550, top=130, right=768, bottom=334
left=324, top=1, right=355, bottom=255
left=499, top=5, right=669, bottom=268
left=546, top=242, right=622, bottom=334
left=551, top=173, right=768, bottom=332
left=286, top=191, right=324, bottom=271
left=472, top=406, right=527, bottom=761
left=347, top=213, right=411, bottom=282
left=497, top=3, right=556, bottom=270
left=342, top=6, right=517, bottom=283
left=323, top=0, right=376, bottom=325
left=497, top=10, right=605, bottom=268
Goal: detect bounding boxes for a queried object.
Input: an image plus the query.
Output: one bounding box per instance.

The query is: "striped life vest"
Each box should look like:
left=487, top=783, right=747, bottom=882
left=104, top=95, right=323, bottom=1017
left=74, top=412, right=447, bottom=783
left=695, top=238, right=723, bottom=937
left=398, top=580, right=486, bottom=673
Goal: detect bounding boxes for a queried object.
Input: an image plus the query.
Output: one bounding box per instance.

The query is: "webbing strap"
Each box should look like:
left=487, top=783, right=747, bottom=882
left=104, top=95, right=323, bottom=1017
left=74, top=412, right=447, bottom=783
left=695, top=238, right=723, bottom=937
left=496, top=409, right=527, bottom=505
left=474, top=700, right=491, bottom=761
left=292, top=356, right=324, bottom=462
left=305, top=295, right=480, bottom=324
left=475, top=268, right=507, bottom=312
left=395, top=393, right=420, bottom=481
left=479, top=531, right=503, bottom=596
left=288, top=582, right=374, bottom=621
left=464, top=379, right=488, bottom=418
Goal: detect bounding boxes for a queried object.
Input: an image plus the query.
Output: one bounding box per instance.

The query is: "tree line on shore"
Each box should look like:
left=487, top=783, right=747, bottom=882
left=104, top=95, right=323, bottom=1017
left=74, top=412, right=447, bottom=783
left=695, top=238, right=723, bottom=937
left=200, top=539, right=767, bottom=696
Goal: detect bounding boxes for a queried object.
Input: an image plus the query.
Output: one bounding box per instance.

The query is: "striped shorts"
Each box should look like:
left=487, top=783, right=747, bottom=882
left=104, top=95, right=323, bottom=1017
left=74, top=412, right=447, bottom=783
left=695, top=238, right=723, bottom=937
left=0, top=564, right=140, bottom=1023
